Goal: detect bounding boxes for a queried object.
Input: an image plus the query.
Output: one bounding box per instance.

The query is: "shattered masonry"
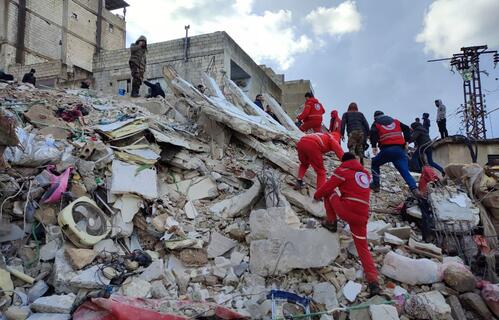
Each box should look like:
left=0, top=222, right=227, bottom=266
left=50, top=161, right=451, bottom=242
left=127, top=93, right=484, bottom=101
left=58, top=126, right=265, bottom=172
left=0, top=68, right=498, bottom=320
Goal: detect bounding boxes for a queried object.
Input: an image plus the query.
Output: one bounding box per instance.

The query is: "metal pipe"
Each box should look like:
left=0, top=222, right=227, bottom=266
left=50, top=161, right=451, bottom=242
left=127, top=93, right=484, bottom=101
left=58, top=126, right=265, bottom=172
left=183, top=25, right=190, bottom=62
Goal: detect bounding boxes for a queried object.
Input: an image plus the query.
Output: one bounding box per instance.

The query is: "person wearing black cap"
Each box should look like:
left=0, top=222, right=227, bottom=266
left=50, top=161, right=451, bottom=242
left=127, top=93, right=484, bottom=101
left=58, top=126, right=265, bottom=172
left=369, top=111, right=421, bottom=197
left=314, top=152, right=380, bottom=296
left=22, top=68, right=36, bottom=86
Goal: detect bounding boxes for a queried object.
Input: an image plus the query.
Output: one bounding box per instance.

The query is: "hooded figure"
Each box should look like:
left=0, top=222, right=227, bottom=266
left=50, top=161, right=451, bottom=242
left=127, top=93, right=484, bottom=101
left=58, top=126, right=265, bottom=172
left=22, top=69, right=36, bottom=86
left=314, top=152, right=380, bottom=296
left=329, top=110, right=341, bottom=142
left=409, top=122, right=444, bottom=174
left=369, top=111, right=420, bottom=196
left=297, top=92, right=325, bottom=133
left=129, top=35, right=148, bottom=97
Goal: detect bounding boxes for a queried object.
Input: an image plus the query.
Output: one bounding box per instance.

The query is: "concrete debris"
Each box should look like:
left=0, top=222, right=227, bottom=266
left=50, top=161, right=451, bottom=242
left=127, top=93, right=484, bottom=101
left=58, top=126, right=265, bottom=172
left=313, top=282, right=339, bottom=310
left=369, top=304, right=400, bottom=320
left=459, top=292, right=494, bottom=320
left=405, top=291, right=451, bottom=320
left=207, top=232, right=237, bottom=258
left=30, top=294, right=76, bottom=314
left=0, top=63, right=495, bottom=319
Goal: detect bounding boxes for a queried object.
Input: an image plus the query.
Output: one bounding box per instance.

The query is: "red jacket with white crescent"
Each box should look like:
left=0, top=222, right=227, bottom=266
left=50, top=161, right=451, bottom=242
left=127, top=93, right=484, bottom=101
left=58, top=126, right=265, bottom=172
left=300, top=133, right=344, bottom=159
left=297, top=98, right=325, bottom=122
left=314, top=159, right=371, bottom=210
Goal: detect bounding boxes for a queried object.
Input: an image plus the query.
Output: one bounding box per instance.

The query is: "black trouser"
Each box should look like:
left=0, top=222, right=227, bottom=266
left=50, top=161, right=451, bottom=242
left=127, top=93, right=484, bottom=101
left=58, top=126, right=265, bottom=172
left=437, top=119, right=448, bottom=139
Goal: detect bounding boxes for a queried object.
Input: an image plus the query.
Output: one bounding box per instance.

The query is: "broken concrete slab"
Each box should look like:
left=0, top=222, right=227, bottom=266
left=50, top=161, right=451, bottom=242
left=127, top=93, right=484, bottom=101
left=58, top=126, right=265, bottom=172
left=248, top=207, right=298, bottom=241
left=349, top=296, right=386, bottom=320
left=313, top=282, right=338, bottom=310
left=168, top=176, right=219, bottom=201
left=119, top=276, right=151, bottom=298
left=30, top=294, right=76, bottom=314
left=369, top=304, right=400, bottom=320
left=110, top=160, right=158, bottom=199
left=113, top=194, right=142, bottom=223
left=4, top=305, right=31, bottom=320
left=385, top=226, right=411, bottom=240
left=281, top=187, right=325, bottom=218
left=139, top=259, right=164, bottom=282
left=150, top=128, right=209, bottom=153
left=209, top=178, right=261, bottom=218
left=447, top=295, right=466, bottom=320
left=39, top=240, right=60, bottom=261
left=459, top=292, right=493, bottom=320
left=51, top=249, right=78, bottom=294
left=69, top=265, right=110, bottom=289
left=408, top=238, right=443, bottom=256
left=64, top=247, right=96, bottom=270
left=250, top=228, right=339, bottom=276
left=184, top=201, right=198, bottom=219
left=207, top=232, right=237, bottom=258
left=383, top=233, right=405, bottom=246
left=342, top=280, right=362, bottom=303
left=405, top=291, right=451, bottom=319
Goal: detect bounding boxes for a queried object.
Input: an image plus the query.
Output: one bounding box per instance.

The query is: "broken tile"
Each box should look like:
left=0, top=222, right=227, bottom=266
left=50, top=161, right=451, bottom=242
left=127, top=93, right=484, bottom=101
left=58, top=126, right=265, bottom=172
left=207, top=232, right=237, bottom=258
left=30, top=294, right=76, bottom=314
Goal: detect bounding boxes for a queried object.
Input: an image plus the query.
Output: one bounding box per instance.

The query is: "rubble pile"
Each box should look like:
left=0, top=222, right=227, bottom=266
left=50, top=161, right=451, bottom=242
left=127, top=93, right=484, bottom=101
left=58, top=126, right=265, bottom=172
left=0, top=70, right=498, bottom=320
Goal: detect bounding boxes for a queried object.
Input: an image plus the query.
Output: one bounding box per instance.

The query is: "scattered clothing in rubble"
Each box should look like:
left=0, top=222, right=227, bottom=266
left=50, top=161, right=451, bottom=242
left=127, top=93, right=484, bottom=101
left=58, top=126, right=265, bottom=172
left=314, top=153, right=379, bottom=289
left=370, top=110, right=417, bottom=191
left=22, top=69, right=36, bottom=86
left=129, top=35, right=147, bottom=97
left=340, top=103, right=369, bottom=164
left=144, top=81, right=165, bottom=98
left=329, top=109, right=341, bottom=142
left=297, top=92, right=325, bottom=133
left=435, top=99, right=448, bottom=139
left=409, top=122, right=443, bottom=174
left=56, top=105, right=89, bottom=122
left=296, top=132, right=344, bottom=188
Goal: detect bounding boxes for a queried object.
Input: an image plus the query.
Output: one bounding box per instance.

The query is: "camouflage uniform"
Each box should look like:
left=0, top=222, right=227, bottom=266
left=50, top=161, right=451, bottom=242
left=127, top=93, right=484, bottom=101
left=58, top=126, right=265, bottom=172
left=347, top=130, right=365, bottom=164
left=129, top=35, right=147, bottom=97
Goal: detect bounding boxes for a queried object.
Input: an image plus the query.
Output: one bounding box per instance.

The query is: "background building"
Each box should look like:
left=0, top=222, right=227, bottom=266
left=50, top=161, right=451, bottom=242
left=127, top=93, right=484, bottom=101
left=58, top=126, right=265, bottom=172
left=0, top=0, right=128, bottom=87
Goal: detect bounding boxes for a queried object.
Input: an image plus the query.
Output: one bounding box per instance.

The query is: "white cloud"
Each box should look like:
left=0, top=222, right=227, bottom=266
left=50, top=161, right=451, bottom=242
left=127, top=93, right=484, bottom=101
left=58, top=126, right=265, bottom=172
left=416, top=0, right=499, bottom=57
left=123, top=0, right=311, bottom=70
left=305, top=1, right=362, bottom=36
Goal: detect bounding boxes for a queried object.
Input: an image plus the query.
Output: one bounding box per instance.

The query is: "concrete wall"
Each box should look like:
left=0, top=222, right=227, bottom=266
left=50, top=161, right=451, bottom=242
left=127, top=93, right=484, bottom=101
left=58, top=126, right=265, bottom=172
left=433, top=142, right=499, bottom=167
left=0, top=0, right=126, bottom=76
left=281, top=80, right=313, bottom=118
left=93, top=31, right=283, bottom=101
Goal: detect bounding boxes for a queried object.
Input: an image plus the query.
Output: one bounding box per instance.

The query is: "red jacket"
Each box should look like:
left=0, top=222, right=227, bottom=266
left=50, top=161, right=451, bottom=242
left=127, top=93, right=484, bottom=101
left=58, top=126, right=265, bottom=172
left=329, top=110, right=341, bottom=134
left=375, top=119, right=405, bottom=146
left=314, top=159, right=371, bottom=208
left=297, top=98, right=325, bottom=122
left=300, top=133, right=344, bottom=159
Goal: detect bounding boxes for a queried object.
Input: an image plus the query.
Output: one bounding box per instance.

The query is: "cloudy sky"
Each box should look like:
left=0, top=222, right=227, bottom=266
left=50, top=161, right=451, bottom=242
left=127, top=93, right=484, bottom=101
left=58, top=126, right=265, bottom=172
left=121, top=0, right=499, bottom=138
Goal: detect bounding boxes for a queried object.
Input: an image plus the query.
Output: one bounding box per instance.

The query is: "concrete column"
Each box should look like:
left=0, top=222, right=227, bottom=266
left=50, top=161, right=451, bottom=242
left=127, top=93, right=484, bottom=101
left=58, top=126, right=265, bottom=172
left=15, top=0, right=26, bottom=64
left=61, top=0, right=69, bottom=65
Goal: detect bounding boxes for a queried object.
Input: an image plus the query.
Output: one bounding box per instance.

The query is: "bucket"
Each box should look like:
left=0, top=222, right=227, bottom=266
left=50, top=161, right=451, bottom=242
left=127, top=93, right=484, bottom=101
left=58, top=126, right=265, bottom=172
left=118, top=88, right=126, bottom=96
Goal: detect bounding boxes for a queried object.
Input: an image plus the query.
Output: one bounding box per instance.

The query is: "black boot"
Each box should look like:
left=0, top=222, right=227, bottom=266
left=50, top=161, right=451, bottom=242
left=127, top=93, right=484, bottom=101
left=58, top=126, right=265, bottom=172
left=321, top=220, right=337, bottom=233
left=368, top=282, right=381, bottom=297
left=293, top=179, right=304, bottom=190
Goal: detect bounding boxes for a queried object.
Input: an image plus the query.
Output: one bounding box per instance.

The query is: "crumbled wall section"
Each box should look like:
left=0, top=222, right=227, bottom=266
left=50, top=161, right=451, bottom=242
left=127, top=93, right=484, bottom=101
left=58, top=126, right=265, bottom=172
left=0, top=0, right=126, bottom=74
left=93, top=31, right=283, bottom=101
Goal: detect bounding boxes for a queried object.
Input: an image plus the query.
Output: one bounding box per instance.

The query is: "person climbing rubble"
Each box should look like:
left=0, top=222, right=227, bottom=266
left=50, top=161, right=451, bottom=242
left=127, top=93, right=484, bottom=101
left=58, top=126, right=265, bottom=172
left=21, top=68, right=36, bottom=86
left=296, top=92, right=325, bottom=133
left=314, top=152, right=381, bottom=296
left=143, top=80, right=165, bottom=98
left=129, top=35, right=147, bottom=97
left=340, top=102, right=370, bottom=165
left=369, top=110, right=421, bottom=197
left=328, top=109, right=341, bottom=142
left=295, top=132, right=344, bottom=190
left=409, top=121, right=444, bottom=174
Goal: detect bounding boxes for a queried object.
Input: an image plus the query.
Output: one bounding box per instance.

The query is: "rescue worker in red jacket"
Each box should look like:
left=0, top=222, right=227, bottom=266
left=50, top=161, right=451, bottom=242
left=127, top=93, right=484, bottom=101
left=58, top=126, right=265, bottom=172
left=295, top=132, right=344, bottom=189
left=329, top=109, right=341, bottom=142
left=369, top=111, right=421, bottom=197
left=296, top=92, right=325, bottom=133
left=314, top=152, right=380, bottom=296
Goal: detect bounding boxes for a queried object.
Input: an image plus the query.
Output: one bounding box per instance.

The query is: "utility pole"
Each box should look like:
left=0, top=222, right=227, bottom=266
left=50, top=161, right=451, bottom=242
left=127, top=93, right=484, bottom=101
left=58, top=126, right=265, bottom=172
left=429, top=45, right=498, bottom=140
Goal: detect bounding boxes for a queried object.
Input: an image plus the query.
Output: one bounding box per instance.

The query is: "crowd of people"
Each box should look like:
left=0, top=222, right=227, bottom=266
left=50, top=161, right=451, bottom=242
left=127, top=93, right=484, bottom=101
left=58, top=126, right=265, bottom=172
left=293, top=92, right=449, bottom=296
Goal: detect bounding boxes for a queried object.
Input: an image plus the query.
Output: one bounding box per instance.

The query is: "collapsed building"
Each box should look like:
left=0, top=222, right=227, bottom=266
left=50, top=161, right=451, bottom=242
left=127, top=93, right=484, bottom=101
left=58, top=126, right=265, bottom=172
left=0, top=63, right=498, bottom=319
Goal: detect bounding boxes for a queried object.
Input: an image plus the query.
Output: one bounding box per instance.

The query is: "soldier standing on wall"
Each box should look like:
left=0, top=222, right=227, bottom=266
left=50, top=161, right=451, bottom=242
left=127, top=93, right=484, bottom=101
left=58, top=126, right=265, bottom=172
left=129, top=35, right=147, bottom=97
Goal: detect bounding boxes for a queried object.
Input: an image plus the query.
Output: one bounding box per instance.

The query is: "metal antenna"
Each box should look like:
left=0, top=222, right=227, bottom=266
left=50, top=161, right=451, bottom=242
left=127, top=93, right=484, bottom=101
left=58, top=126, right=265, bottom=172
left=428, top=45, right=499, bottom=139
